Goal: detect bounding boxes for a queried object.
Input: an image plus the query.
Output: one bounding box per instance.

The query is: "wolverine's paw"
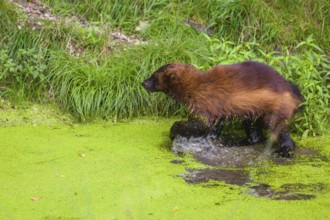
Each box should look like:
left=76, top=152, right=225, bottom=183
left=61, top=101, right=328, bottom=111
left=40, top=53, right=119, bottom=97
left=248, top=134, right=266, bottom=145
left=273, top=147, right=294, bottom=158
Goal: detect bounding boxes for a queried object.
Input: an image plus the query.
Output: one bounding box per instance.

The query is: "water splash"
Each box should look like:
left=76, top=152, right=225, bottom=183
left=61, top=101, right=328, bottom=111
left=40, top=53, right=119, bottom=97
left=172, top=134, right=267, bottom=167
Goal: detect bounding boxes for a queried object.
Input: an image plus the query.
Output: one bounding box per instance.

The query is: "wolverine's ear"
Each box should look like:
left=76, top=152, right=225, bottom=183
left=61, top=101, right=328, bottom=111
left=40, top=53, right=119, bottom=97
left=164, top=72, right=180, bottom=85
left=169, top=72, right=179, bottom=80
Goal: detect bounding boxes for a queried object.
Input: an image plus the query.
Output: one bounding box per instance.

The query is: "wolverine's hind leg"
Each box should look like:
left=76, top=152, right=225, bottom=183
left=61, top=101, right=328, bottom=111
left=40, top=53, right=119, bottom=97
left=263, top=114, right=295, bottom=158
left=275, top=129, right=295, bottom=158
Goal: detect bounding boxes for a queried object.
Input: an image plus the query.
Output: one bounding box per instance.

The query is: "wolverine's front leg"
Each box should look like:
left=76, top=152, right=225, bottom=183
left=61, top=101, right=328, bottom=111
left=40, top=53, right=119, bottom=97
left=209, top=119, right=225, bottom=137
left=243, top=118, right=265, bottom=145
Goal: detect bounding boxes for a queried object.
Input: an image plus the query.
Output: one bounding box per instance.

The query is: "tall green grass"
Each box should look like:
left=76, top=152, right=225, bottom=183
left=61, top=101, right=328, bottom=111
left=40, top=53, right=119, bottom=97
left=0, top=0, right=329, bottom=135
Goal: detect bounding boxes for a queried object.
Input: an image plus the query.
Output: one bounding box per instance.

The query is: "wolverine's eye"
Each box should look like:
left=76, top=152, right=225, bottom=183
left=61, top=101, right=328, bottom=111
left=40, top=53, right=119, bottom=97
left=152, top=74, right=160, bottom=87
left=153, top=75, right=159, bottom=85
left=163, top=72, right=176, bottom=85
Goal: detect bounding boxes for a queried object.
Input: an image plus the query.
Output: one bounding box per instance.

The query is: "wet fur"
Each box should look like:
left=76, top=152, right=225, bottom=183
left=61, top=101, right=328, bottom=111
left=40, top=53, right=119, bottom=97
left=142, top=61, right=303, bottom=157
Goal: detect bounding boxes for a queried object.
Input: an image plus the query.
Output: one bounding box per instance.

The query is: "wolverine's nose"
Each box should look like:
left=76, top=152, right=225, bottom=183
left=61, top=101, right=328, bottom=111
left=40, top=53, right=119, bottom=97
left=142, top=80, right=151, bottom=90
left=142, top=80, right=156, bottom=92
left=142, top=81, right=148, bottom=89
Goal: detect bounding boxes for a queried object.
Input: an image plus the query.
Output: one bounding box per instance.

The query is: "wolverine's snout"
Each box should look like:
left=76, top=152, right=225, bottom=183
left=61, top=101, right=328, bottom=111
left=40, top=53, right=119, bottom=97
left=142, top=79, right=156, bottom=92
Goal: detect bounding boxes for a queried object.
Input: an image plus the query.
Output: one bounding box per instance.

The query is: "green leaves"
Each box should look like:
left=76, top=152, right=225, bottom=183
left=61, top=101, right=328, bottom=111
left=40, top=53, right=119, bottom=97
left=0, top=48, right=47, bottom=99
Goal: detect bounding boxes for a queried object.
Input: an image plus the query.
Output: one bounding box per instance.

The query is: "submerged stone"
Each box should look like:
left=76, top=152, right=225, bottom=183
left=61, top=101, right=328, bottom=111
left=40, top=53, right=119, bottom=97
left=170, top=119, right=273, bottom=167
left=170, top=120, right=209, bottom=140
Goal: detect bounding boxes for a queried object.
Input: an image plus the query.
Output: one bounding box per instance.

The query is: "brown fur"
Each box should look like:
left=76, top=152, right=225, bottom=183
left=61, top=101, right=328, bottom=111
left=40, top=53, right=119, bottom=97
left=142, top=61, right=303, bottom=140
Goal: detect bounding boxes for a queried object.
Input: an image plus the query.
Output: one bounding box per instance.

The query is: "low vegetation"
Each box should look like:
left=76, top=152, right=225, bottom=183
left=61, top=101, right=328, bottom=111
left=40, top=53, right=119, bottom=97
left=0, top=0, right=329, bottom=135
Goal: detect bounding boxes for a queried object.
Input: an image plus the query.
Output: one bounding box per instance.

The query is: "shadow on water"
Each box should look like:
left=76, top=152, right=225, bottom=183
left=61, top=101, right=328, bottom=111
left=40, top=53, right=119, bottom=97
left=170, top=134, right=328, bottom=201
left=181, top=169, right=250, bottom=186
left=249, top=183, right=325, bottom=200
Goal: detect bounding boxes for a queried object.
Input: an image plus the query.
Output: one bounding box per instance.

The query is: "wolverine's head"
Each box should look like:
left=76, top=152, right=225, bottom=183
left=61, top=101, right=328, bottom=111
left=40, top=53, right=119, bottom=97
left=142, top=62, right=195, bottom=94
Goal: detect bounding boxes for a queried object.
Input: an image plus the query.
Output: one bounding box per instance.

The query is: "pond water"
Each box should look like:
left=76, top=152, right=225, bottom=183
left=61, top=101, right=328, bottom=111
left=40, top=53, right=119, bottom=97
left=0, top=109, right=330, bottom=219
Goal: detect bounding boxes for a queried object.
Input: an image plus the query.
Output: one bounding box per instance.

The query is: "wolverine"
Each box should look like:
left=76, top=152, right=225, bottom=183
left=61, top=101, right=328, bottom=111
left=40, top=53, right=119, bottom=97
left=142, top=61, right=303, bottom=158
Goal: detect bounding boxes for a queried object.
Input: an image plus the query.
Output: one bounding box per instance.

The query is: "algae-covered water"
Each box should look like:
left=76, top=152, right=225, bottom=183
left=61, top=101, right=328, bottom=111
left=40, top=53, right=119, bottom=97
left=0, top=106, right=330, bottom=219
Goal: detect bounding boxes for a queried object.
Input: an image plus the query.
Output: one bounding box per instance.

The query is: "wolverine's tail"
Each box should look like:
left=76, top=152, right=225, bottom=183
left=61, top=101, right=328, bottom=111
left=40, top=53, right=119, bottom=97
left=289, top=81, right=304, bottom=112
left=289, top=82, right=304, bottom=101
